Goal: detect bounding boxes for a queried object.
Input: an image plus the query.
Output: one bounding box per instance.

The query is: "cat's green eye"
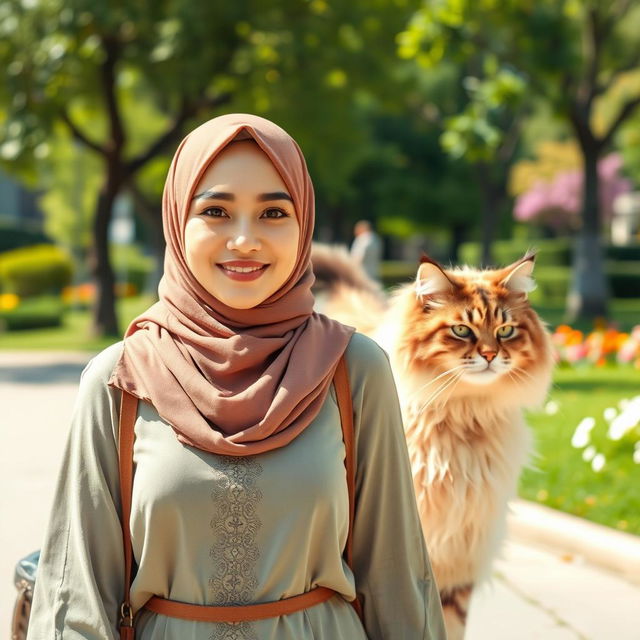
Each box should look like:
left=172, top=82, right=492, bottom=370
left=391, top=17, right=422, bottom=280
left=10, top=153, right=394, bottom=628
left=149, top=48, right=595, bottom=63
left=451, top=324, right=472, bottom=338
left=497, top=325, right=515, bottom=339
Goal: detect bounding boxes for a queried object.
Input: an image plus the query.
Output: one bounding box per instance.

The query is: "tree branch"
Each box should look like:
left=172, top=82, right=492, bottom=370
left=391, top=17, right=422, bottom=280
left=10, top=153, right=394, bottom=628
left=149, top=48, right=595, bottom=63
left=600, top=94, right=640, bottom=148
left=126, top=92, right=232, bottom=176
left=99, top=34, right=126, bottom=155
left=582, top=7, right=602, bottom=110
left=60, top=110, right=106, bottom=156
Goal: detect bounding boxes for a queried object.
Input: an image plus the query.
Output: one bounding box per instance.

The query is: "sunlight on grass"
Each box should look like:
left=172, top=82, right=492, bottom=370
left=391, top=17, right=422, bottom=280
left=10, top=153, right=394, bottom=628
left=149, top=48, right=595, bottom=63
left=520, top=366, right=640, bottom=534
left=0, top=295, right=156, bottom=351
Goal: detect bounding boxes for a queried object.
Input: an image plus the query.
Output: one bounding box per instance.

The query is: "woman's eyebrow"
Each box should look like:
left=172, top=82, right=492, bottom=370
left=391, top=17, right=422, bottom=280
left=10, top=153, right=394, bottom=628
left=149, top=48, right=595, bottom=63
left=192, top=190, right=234, bottom=202
left=257, top=191, right=293, bottom=203
left=193, top=189, right=293, bottom=203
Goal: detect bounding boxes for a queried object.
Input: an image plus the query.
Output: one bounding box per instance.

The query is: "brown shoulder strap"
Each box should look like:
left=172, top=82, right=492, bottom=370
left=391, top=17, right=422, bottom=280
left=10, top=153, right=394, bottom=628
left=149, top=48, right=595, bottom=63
left=333, top=354, right=364, bottom=622
left=118, top=363, right=362, bottom=631
left=118, top=390, right=138, bottom=639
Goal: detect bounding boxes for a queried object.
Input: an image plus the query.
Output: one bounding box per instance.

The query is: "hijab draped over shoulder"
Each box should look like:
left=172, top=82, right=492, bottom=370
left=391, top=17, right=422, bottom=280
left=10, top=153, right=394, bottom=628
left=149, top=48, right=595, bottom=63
left=108, top=114, right=355, bottom=456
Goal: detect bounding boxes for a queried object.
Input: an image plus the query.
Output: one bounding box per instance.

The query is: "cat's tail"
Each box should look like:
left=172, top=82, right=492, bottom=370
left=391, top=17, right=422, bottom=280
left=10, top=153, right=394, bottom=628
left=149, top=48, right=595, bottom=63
left=310, top=242, right=387, bottom=336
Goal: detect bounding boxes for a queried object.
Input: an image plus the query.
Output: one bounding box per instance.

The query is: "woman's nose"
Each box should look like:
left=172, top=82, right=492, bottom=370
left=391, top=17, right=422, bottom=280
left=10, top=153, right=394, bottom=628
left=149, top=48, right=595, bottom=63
left=226, top=222, right=261, bottom=253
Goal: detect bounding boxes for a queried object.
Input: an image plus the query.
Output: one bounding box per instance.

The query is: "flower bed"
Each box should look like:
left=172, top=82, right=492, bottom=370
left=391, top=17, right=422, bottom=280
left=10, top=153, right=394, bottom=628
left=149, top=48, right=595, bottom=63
left=552, top=323, right=640, bottom=368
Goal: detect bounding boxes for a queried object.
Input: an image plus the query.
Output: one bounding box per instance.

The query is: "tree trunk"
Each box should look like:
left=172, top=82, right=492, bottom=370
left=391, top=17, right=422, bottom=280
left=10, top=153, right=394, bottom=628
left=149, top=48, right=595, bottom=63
left=448, top=222, right=466, bottom=263
left=128, top=186, right=164, bottom=298
left=91, top=164, right=122, bottom=337
left=474, top=163, right=503, bottom=267
left=567, top=143, right=609, bottom=321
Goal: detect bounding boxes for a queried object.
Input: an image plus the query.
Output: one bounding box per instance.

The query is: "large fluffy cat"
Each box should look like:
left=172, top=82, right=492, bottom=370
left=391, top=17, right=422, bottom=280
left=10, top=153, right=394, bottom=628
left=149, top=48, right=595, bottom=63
left=312, top=244, right=554, bottom=640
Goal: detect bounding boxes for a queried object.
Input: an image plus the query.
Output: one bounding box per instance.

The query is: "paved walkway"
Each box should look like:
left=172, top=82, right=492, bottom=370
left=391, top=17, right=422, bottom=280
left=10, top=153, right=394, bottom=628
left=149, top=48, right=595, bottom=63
left=1, top=350, right=639, bottom=638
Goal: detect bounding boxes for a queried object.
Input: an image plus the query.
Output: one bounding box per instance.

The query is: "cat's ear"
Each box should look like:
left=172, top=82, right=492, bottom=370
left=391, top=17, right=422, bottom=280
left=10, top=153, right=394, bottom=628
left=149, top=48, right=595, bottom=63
left=416, top=254, right=456, bottom=304
left=499, top=253, right=537, bottom=297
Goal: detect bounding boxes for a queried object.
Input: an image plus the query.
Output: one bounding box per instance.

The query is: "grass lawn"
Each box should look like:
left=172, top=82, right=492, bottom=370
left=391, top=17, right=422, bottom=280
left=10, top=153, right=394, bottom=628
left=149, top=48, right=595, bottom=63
left=0, top=295, right=157, bottom=352
left=520, top=365, right=640, bottom=535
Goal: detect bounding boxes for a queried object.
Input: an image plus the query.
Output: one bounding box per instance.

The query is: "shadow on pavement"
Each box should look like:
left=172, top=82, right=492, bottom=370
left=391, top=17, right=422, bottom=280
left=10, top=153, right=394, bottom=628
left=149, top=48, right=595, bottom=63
left=0, top=363, right=87, bottom=385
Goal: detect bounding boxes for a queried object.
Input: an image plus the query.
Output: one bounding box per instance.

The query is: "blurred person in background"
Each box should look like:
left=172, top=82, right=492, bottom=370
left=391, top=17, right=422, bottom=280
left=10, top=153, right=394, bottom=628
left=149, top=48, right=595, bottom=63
left=350, top=219, right=383, bottom=282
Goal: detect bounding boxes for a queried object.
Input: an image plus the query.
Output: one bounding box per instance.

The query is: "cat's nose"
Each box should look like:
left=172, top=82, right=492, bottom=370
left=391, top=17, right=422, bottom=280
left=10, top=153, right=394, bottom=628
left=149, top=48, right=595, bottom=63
left=480, top=350, right=497, bottom=363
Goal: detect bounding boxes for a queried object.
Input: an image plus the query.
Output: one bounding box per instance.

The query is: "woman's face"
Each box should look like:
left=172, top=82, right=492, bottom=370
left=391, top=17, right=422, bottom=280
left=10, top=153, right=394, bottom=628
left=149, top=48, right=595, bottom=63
left=184, top=140, right=300, bottom=309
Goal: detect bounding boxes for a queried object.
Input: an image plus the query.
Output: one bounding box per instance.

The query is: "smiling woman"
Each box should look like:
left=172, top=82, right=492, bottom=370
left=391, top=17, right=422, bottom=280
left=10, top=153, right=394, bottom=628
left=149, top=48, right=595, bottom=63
left=184, top=140, right=300, bottom=309
left=26, top=114, right=446, bottom=640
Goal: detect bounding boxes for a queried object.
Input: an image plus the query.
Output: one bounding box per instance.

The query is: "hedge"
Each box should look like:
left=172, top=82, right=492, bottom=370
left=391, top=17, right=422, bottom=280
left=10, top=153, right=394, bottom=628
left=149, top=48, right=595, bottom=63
left=0, top=244, right=73, bottom=297
left=459, top=238, right=640, bottom=269
left=0, top=295, right=65, bottom=331
left=379, top=260, right=640, bottom=302
left=0, top=221, right=51, bottom=253
left=459, top=237, right=573, bottom=267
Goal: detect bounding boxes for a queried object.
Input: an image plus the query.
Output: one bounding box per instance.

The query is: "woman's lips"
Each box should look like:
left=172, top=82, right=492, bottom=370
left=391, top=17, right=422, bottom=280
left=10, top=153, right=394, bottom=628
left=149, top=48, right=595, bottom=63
left=217, top=261, right=269, bottom=282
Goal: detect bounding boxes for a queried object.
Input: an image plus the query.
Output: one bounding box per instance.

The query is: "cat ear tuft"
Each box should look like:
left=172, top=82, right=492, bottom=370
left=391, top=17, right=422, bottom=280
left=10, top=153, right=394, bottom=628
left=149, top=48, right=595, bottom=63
left=415, top=257, right=455, bottom=302
left=500, top=253, right=537, bottom=296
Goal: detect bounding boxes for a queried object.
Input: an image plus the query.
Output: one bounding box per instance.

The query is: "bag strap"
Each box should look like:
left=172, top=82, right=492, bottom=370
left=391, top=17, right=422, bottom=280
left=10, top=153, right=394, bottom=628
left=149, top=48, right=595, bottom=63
left=333, top=354, right=364, bottom=621
left=118, top=390, right=138, bottom=640
left=117, top=353, right=363, bottom=633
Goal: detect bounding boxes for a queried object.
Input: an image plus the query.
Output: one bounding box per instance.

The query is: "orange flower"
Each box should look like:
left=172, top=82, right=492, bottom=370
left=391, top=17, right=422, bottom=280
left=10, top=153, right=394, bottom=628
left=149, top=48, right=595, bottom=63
left=555, top=325, right=573, bottom=334
left=566, top=330, right=584, bottom=346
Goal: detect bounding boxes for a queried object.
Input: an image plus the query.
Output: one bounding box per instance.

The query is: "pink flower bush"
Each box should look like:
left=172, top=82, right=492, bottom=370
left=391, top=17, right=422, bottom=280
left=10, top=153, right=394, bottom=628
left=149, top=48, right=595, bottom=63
left=514, top=153, right=632, bottom=229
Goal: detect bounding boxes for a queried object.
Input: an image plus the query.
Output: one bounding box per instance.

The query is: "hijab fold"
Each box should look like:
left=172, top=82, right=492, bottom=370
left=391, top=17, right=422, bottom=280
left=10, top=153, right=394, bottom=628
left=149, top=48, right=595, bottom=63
left=108, top=114, right=354, bottom=456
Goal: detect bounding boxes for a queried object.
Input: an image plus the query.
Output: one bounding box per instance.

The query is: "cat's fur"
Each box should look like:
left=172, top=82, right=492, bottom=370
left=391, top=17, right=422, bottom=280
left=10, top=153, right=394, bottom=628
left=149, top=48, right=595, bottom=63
left=311, top=243, right=554, bottom=640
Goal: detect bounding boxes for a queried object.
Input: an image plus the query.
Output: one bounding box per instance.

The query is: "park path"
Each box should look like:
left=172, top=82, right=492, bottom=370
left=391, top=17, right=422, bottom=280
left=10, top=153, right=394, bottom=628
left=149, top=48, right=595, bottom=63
left=1, top=349, right=638, bottom=638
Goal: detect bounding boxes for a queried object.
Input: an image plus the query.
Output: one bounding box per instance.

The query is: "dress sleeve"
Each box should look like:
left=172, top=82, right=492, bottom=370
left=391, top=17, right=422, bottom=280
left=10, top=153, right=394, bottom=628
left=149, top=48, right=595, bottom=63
left=346, top=335, right=447, bottom=640
left=27, top=344, right=126, bottom=640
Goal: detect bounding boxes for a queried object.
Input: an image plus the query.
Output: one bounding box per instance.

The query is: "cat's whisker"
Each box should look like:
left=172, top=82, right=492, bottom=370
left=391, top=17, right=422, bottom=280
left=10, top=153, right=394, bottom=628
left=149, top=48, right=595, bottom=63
left=511, top=366, right=536, bottom=383
left=423, top=372, right=465, bottom=411
left=407, top=365, right=468, bottom=399
left=418, top=370, right=465, bottom=413
left=415, top=373, right=461, bottom=413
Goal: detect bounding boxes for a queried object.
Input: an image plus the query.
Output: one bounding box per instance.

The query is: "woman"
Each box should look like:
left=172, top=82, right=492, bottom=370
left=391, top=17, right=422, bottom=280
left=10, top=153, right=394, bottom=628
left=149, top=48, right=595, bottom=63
left=27, top=114, right=446, bottom=639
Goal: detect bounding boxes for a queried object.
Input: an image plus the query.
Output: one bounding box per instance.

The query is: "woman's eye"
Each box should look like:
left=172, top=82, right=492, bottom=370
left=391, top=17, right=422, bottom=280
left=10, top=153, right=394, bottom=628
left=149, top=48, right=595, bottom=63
left=497, top=325, right=515, bottom=339
left=261, top=208, right=289, bottom=219
left=201, top=207, right=227, bottom=218
left=451, top=325, right=472, bottom=338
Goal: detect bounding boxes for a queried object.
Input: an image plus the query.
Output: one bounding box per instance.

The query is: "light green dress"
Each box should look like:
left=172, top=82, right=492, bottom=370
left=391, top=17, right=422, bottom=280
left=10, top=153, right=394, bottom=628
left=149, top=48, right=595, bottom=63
left=27, top=332, right=446, bottom=639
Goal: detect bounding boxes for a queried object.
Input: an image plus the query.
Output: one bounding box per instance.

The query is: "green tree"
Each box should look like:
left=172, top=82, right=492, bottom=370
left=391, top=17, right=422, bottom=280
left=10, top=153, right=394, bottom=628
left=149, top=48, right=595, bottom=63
left=400, top=0, right=640, bottom=320
left=0, top=0, right=417, bottom=336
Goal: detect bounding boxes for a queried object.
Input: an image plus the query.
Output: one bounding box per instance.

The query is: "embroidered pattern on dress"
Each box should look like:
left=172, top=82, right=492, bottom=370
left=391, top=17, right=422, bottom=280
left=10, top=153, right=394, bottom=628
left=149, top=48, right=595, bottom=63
left=209, top=455, right=263, bottom=640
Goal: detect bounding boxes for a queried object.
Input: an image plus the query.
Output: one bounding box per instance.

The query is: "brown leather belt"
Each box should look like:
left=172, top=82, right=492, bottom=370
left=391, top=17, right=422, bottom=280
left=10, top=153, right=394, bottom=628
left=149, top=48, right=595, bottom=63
left=143, top=586, right=337, bottom=622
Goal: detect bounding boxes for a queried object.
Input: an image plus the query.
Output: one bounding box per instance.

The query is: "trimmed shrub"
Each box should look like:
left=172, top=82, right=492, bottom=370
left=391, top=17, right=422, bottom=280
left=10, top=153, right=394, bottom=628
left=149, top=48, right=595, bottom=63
left=529, top=266, right=571, bottom=304
left=0, top=244, right=73, bottom=297
left=529, top=262, right=640, bottom=303
left=380, top=260, right=416, bottom=288
left=459, top=237, right=572, bottom=268
left=607, top=261, right=640, bottom=298
left=606, top=245, right=640, bottom=262
left=0, top=295, right=65, bottom=330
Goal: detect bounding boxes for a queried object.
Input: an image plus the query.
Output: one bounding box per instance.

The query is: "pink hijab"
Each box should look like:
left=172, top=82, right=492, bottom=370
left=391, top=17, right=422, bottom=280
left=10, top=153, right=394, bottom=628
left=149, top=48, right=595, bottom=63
left=108, top=114, right=355, bottom=456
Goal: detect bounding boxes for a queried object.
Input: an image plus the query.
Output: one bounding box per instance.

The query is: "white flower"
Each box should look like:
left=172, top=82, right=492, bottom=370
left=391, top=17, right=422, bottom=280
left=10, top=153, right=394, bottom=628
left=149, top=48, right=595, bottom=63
left=607, top=398, right=640, bottom=440
left=582, top=446, right=596, bottom=462
left=571, top=417, right=596, bottom=448
left=591, top=454, right=606, bottom=472
left=545, top=400, right=559, bottom=415
left=603, top=407, right=617, bottom=422
left=634, top=450, right=640, bottom=465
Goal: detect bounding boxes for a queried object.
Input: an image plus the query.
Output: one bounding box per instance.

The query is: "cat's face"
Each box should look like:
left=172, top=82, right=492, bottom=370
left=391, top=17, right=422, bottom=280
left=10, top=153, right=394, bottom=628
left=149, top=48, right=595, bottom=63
left=401, top=255, right=552, bottom=393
